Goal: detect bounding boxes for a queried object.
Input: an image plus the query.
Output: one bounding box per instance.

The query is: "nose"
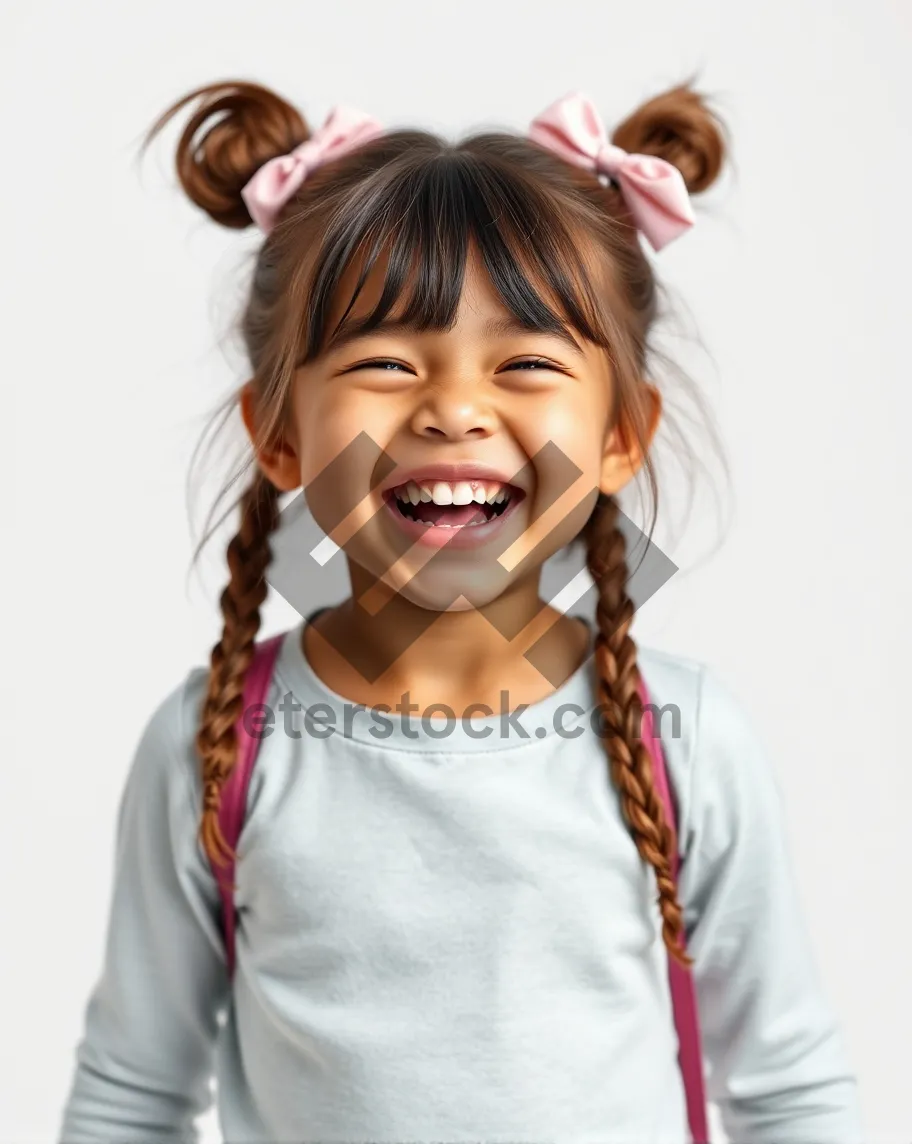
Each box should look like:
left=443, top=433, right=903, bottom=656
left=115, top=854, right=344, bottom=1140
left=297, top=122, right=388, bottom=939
left=409, top=381, right=498, bottom=440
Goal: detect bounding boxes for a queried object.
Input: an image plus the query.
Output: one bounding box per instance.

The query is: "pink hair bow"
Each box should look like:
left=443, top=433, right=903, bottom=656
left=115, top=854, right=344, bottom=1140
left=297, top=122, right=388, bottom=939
left=241, top=106, right=385, bottom=233
left=528, top=92, right=695, bottom=252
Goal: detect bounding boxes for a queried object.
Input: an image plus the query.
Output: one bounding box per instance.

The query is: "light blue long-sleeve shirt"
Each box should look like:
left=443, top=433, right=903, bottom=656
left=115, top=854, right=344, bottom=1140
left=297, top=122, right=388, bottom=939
left=59, top=615, right=862, bottom=1143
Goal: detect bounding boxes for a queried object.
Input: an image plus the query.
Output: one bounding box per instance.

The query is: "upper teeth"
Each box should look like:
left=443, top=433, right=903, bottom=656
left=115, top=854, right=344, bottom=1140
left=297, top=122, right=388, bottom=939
left=393, top=480, right=509, bottom=506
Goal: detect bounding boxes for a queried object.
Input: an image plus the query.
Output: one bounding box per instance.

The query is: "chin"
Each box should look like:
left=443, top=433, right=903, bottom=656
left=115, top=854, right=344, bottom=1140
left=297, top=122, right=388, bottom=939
left=385, top=568, right=512, bottom=615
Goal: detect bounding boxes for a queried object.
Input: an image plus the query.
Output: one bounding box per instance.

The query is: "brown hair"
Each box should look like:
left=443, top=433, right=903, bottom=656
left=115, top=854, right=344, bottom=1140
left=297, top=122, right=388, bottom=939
left=141, top=78, right=727, bottom=966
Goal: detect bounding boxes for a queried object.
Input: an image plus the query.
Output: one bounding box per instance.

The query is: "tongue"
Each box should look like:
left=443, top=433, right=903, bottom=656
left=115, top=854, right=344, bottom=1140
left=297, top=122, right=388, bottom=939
left=411, top=501, right=488, bottom=526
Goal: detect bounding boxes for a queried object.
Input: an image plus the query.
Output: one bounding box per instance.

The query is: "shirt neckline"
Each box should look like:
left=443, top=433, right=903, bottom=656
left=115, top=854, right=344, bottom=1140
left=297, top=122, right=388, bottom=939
left=273, top=610, right=601, bottom=754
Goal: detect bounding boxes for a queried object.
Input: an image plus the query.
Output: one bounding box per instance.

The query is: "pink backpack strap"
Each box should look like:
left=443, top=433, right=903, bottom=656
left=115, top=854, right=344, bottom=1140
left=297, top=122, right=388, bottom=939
left=213, top=633, right=285, bottom=979
left=638, top=678, right=710, bottom=1144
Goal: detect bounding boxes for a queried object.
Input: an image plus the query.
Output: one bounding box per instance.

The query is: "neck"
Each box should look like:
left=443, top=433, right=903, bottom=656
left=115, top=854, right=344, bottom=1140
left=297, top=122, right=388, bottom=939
left=303, top=569, right=590, bottom=714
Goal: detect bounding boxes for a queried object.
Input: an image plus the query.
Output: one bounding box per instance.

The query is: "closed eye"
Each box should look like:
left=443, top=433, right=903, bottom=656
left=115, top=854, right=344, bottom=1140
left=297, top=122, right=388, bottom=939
left=347, top=359, right=413, bottom=373
left=346, top=357, right=566, bottom=373
left=503, top=358, right=565, bottom=372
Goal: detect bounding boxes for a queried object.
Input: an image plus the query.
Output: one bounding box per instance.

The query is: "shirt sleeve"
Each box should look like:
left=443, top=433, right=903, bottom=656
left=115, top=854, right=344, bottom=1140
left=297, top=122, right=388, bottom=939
left=58, top=670, right=230, bottom=1143
left=677, top=666, right=863, bottom=1144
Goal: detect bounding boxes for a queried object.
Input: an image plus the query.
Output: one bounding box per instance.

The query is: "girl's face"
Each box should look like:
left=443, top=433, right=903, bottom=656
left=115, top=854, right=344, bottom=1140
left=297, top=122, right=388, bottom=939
left=251, top=243, right=658, bottom=614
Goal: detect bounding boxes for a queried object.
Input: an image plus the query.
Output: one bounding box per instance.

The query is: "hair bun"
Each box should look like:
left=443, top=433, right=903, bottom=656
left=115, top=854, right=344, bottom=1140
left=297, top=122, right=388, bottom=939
left=142, top=80, right=310, bottom=228
left=611, top=82, right=727, bottom=194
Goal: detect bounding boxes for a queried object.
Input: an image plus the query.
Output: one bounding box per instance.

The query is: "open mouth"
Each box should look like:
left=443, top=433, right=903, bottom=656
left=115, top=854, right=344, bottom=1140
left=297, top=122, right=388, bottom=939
left=384, top=479, right=525, bottom=529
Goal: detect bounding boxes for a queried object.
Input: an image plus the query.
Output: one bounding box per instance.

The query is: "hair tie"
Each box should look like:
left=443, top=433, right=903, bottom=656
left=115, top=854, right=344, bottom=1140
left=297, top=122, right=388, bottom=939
left=528, top=91, right=695, bottom=252
left=241, top=105, right=385, bottom=233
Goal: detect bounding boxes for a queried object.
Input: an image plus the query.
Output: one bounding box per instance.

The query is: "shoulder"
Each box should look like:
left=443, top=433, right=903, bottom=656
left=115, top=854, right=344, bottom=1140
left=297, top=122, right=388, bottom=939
left=636, top=643, right=762, bottom=748
left=636, top=644, right=778, bottom=850
left=109, top=661, right=228, bottom=932
left=137, top=634, right=297, bottom=806
left=124, top=662, right=211, bottom=812
left=635, top=644, right=703, bottom=806
left=635, top=643, right=704, bottom=746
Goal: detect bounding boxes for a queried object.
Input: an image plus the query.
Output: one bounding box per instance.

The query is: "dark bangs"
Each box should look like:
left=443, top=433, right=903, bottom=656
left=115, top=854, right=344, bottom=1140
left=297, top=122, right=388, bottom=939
left=296, top=131, right=618, bottom=363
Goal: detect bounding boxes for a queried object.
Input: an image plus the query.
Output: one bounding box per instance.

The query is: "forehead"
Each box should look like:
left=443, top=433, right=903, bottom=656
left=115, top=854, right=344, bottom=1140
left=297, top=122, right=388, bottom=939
left=317, top=231, right=610, bottom=355
left=327, top=241, right=505, bottom=327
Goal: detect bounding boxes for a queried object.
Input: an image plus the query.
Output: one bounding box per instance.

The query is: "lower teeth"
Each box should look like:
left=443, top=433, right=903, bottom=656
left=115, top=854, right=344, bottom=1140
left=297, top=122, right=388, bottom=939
left=395, top=500, right=508, bottom=527
left=412, top=517, right=488, bottom=528
left=389, top=491, right=508, bottom=526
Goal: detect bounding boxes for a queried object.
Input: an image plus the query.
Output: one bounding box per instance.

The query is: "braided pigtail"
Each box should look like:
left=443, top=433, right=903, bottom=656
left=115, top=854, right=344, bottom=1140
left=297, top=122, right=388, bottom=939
left=196, top=471, right=280, bottom=872
left=584, top=495, right=690, bottom=967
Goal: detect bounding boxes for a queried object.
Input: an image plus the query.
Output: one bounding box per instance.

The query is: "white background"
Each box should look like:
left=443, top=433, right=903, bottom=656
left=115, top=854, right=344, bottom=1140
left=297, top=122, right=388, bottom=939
left=4, top=0, right=911, bottom=1140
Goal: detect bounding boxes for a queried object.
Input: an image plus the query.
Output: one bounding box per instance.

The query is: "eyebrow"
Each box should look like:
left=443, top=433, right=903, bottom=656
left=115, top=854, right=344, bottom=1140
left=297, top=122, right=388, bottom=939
left=324, top=313, right=583, bottom=355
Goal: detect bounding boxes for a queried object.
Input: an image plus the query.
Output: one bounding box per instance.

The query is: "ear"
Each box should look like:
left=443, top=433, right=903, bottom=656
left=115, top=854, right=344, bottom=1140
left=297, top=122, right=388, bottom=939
left=598, top=383, right=662, bottom=496
left=239, top=382, right=302, bottom=493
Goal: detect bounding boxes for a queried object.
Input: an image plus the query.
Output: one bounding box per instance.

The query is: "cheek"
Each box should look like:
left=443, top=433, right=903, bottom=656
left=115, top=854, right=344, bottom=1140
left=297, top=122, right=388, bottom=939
left=295, top=390, right=399, bottom=490
left=292, top=389, right=401, bottom=546
left=516, top=395, right=609, bottom=487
